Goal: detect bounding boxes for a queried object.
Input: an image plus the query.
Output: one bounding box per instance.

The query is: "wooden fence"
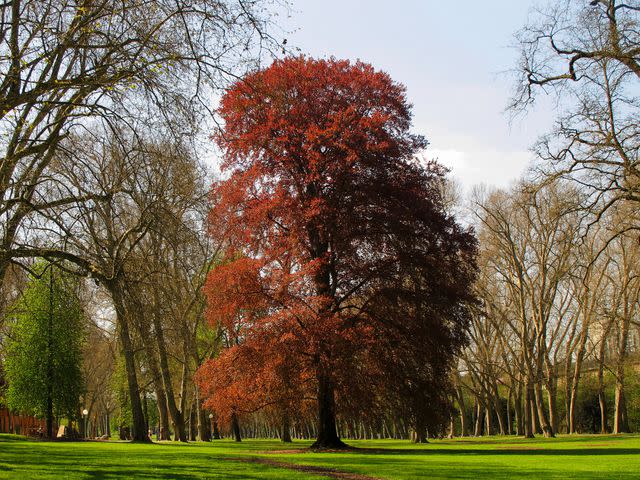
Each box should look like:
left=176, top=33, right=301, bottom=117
left=0, top=408, right=47, bottom=435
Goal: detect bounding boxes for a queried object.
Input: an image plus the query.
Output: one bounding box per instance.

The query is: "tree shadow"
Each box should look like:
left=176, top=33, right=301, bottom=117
left=345, top=446, right=640, bottom=456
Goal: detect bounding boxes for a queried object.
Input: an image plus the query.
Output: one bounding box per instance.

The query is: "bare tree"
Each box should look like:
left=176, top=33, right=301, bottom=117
left=512, top=0, right=639, bottom=225
left=0, top=0, right=284, bottom=288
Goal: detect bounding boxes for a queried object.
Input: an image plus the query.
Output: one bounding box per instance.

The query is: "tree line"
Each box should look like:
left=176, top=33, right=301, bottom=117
left=1, top=0, right=639, bottom=447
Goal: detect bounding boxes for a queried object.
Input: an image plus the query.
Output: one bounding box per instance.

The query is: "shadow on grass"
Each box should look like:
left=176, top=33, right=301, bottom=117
left=342, top=446, right=640, bottom=456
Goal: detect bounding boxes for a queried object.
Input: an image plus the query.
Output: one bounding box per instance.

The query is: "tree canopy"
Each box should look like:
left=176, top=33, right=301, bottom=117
left=4, top=262, right=85, bottom=439
left=197, top=56, right=478, bottom=448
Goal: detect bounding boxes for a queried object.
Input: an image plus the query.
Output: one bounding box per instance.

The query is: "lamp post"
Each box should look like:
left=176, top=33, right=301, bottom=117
left=208, top=413, right=214, bottom=441
left=82, top=409, right=88, bottom=439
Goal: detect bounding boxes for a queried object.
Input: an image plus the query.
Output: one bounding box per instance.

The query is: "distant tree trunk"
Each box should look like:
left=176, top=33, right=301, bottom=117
left=474, top=402, right=482, bottom=436
left=506, top=390, right=513, bottom=435
left=484, top=403, right=493, bottom=436
left=523, top=381, right=534, bottom=438
left=614, top=322, right=630, bottom=434
left=456, top=385, right=468, bottom=436
left=546, top=375, right=558, bottom=435
left=597, top=335, right=608, bottom=434
left=212, top=420, right=221, bottom=439
left=569, top=329, right=588, bottom=434
left=189, top=403, right=197, bottom=441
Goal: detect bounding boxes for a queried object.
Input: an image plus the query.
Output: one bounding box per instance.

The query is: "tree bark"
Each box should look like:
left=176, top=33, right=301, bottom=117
left=231, top=413, right=242, bottom=442
left=533, top=381, right=554, bottom=437
left=150, top=305, right=187, bottom=442
left=109, top=282, right=148, bottom=442
left=311, top=371, right=346, bottom=449
left=523, top=381, right=534, bottom=438
left=281, top=412, right=292, bottom=443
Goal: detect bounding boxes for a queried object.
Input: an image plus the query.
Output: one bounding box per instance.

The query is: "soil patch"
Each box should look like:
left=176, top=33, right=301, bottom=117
left=228, top=456, right=381, bottom=480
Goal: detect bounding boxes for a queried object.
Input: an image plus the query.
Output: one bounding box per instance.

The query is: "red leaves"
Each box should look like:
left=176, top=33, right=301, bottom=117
left=197, top=56, right=477, bottom=433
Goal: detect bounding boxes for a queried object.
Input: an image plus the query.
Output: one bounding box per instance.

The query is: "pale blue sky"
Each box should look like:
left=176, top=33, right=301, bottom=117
left=281, top=0, right=554, bottom=192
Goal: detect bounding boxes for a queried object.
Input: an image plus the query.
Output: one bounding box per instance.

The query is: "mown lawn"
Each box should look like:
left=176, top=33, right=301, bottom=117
left=1, top=433, right=639, bottom=479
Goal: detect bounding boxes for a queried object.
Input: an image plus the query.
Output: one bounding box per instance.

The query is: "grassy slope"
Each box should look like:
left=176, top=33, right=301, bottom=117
left=1, top=434, right=639, bottom=479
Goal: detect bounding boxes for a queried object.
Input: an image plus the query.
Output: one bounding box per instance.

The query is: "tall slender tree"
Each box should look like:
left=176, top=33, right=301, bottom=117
left=4, top=262, right=85, bottom=439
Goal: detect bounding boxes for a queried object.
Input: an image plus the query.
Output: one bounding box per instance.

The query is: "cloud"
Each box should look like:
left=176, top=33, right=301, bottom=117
left=427, top=148, right=532, bottom=193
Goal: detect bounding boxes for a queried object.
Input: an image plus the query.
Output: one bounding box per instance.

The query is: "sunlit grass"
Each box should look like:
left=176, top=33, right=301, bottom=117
left=1, top=433, right=639, bottom=479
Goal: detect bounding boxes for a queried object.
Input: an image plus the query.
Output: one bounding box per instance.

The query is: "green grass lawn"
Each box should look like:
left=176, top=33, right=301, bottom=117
left=1, top=433, right=639, bottom=479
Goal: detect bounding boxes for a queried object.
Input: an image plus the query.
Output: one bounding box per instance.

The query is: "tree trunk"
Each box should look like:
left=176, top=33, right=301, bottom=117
left=597, top=337, right=608, bottom=434
left=151, top=307, right=187, bottom=442
left=109, top=282, right=148, bottom=442
left=156, top=389, right=170, bottom=441
left=546, top=376, right=559, bottom=435
left=414, top=424, right=428, bottom=443
left=474, top=402, right=482, bottom=436
left=515, top=384, right=523, bottom=436
left=212, top=420, right=220, bottom=439
left=189, top=403, right=197, bottom=441
left=281, top=412, right=292, bottom=443
left=533, top=381, right=554, bottom=437
left=231, top=413, right=242, bottom=442
left=568, top=330, right=588, bottom=434
left=456, top=385, right=468, bottom=437
left=197, top=397, right=210, bottom=442
left=523, top=381, right=534, bottom=438
left=614, top=386, right=628, bottom=434
left=311, top=371, right=346, bottom=449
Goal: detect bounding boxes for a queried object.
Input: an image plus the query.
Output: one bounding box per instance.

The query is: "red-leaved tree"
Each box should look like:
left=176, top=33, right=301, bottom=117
left=197, top=57, right=477, bottom=448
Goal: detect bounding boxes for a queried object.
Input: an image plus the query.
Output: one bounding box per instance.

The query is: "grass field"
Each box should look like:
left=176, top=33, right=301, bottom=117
left=1, top=433, right=639, bottom=479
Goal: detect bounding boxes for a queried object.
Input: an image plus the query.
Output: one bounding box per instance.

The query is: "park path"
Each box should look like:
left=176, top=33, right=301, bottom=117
left=228, top=456, right=382, bottom=480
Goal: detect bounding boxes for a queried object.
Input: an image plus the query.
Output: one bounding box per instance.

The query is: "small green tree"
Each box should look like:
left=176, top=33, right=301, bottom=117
left=4, top=262, right=85, bottom=439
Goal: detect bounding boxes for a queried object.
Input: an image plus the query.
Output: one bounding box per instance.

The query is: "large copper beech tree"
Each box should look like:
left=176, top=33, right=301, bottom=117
left=197, top=57, right=477, bottom=448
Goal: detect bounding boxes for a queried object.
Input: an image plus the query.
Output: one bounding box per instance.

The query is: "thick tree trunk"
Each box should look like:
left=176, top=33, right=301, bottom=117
left=156, top=388, right=170, bottom=440
left=533, top=381, right=554, bottom=438
left=231, top=413, right=242, bottom=442
left=197, top=397, right=210, bottom=442
left=151, top=308, right=187, bottom=442
left=281, top=412, right=292, bottom=443
left=110, top=283, right=148, bottom=442
left=311, top=371, right=346, bottom=449
left=414, top=424, right=428, bottom=443
left=614, top=386, right=629, bottom=434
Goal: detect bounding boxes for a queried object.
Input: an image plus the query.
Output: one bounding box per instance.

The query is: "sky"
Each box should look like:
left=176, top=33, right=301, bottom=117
left=279, top=0, right=555, bottom=193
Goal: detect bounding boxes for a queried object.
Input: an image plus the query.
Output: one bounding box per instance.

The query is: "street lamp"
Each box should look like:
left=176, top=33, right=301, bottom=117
left=208, top=413, right=214, bottom=441
left=82, top=409, right=88, bottom=439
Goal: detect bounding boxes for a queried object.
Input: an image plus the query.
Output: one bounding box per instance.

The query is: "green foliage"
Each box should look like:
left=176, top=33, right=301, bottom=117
left=3, top=262, right=85, bottom=420
left=624, top=366, right=640, bottom=432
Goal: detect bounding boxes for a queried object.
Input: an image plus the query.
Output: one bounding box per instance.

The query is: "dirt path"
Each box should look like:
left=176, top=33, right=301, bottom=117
left=228, top=456, right=382, bottom=480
